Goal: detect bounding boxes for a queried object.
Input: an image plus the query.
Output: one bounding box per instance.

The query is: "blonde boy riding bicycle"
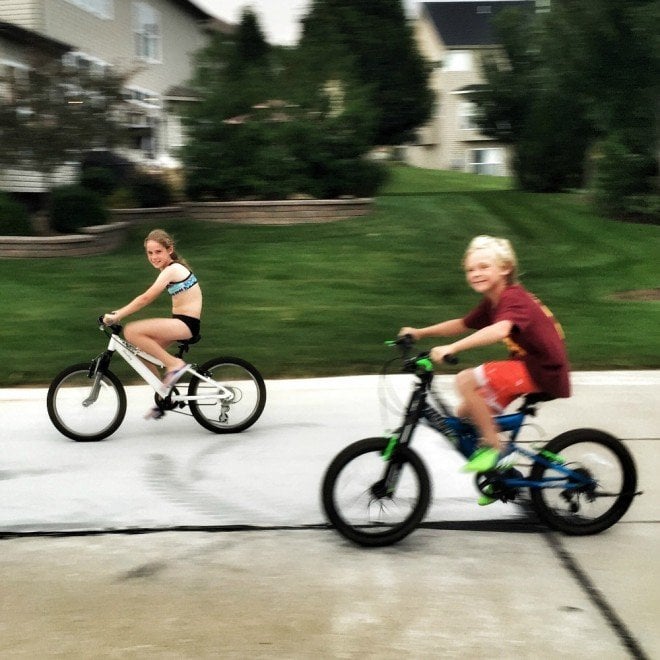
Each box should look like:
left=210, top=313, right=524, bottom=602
left=400, top=235, right=570, bottom=485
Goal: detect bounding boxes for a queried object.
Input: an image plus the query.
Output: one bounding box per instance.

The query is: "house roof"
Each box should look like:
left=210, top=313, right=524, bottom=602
left=174, top=1, right=236, bottom=34
left=0, top=21, right=72, bottom=56
left=422, top=1, right=535, bottom=47
left=171, top=0, right=215, bottom=21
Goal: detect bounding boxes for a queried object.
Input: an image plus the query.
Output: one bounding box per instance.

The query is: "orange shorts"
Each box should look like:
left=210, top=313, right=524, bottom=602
left=474, top=361, right=540, bottom=413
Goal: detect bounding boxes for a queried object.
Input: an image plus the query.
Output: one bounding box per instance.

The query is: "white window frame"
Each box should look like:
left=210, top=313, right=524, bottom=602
left=443, top=51, right=473, bottom=72
left=469, top=148, right=504, bottom=176
left=62, top=51, right=109, bottom=77
left=123, top=85, right=161, bottom=109
left=0, top=60, right=30, bottom=102
left=458, top=101, right=479, bottom=131
left=133, top=2, right=162, bottom=63
left=63, top=0, right=114, bottom=20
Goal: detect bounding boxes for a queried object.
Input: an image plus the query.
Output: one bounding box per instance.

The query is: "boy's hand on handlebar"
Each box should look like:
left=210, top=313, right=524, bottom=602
left=102, top=312, right=119, bottom=326
left=398, top=327, right=420, bottom=341
left=430, top=345, right=457, bottom=365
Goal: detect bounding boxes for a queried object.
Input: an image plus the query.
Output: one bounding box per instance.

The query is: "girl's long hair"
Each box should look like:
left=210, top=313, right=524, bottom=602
left=144, top=229, right=190, bottom=268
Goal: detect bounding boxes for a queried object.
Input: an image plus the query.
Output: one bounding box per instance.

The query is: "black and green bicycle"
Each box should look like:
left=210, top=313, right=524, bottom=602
left=321, top=336, right=640, bottom=547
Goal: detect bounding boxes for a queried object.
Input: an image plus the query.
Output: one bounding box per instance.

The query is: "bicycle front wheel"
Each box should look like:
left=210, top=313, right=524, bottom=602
left=47, top=363, right=126, bottom=442
left=529, top=429, right=637, bottom=535
left=188, top=356, right=266, bottom=433
left=322, top=437, right=431, bottom=547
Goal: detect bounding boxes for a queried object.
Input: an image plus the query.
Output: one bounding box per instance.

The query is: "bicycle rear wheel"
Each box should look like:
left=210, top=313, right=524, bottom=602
left=47, top=363, right=126, bottom=442
left=529, top=429, right=637, bottom=535
left=187, top=356, right=266, bottom=433
left=322, top=437, right=431, bottom=547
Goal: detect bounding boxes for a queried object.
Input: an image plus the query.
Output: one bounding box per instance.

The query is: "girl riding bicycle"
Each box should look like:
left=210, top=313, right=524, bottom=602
left=400, top=235, right=570, bottom=479
left=102, top=229, right=202, bottom=414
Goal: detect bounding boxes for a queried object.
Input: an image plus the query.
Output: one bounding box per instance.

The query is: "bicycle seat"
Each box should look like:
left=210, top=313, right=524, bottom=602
left=524, top=392, right=554, bottom=405
left=518, top=392, right=554, bottom=414
left=178, top=334, right=201, bottom=346
left=176, top=335, right=201, bottom=356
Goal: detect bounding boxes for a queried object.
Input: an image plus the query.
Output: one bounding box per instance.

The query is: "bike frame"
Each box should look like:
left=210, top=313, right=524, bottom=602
left=88, top=328, right=234, bottom=407
left=384, top=356, right=596, bottom=494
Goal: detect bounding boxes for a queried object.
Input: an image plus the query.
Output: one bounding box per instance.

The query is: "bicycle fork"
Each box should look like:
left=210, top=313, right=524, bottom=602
left=379, top=389, right=426, bottom=495
left=83, top=351, right=114, bottom=406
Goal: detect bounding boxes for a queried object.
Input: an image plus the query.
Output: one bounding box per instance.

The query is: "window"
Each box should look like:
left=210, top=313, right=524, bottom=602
left=123, top=86, right=161, bottom=108
left=134, top=2, right=162, bottom=62
left=443, top=51, right=472, bottom=72
left=469, top=149, right=504, bottom=176
left=459, top=101, right=479, bottom=130
left=62, top=51, right=109, bottom=77
left=63, top=0, right=113, bottom=20
left=0, top=61, right=29, bottom=101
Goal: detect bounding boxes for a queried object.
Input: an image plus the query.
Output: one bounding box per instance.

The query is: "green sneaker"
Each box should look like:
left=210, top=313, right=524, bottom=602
left=477, top=483, right=497, bottom=506
left=462, top=447, right=500, bottom=473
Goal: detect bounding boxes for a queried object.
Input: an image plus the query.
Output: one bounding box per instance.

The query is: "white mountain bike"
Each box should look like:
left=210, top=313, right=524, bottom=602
left=47, top=318, right=266, bottom=442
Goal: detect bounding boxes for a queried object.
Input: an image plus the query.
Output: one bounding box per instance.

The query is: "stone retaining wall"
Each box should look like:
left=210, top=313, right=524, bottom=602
left=0, top=199, right=373, bottom=258
left=0, top=222, right=130, bottom=259
left=185, top=198, right=373, bottom=225
left=110, top=206, right=184, bottom=225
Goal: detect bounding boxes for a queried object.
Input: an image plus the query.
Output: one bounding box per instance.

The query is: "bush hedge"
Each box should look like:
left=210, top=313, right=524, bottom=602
left=130, top=172, right=174, bottom=208
left=49, top=185, right=108, bottom=233
left=0, top=193, right=32, bottom=236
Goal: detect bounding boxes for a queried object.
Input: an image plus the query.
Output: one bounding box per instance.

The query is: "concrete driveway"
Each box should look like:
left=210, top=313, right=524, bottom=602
left=1, top=371, right=658, bottom=658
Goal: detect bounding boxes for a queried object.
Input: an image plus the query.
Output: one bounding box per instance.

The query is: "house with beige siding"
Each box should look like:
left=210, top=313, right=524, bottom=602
left=404, top=1, right=536, bottom=176
left=0, top=0, right=231, bottom=191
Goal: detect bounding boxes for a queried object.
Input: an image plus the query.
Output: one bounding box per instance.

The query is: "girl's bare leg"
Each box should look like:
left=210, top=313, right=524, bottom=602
left=124, top=318, right=191, bottom=375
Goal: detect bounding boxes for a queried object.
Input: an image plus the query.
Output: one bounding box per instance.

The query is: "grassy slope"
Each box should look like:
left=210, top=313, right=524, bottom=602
left=2, top=166, right=658, bottom=385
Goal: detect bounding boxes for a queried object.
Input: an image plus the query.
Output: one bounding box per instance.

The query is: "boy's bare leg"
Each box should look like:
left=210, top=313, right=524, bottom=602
left=455, top=369, right=503, bottom=452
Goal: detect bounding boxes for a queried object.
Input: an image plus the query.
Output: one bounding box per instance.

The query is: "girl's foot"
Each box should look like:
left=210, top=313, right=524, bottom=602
left=162, top=363, right=189, bottom=389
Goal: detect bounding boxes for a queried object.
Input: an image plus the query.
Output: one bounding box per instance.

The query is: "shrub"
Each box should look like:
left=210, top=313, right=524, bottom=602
left=130, top=173, right=174, bottom=208
left=80, top=166, right=119, bottom=197
left=593, top=134, right=656, bottom=219
left=81, top=151, right=136, bottom=186
left=106, top=186, right=138, bottom=209
left=0, top=192, right=32, bottom=236
left=49, top=185, right=108, bottom=233
left=184, top=115, right=387, bottom=201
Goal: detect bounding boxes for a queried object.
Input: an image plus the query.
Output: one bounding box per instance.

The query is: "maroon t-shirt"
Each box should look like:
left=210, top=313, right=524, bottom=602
left=462, top=284, right=571, bottom=398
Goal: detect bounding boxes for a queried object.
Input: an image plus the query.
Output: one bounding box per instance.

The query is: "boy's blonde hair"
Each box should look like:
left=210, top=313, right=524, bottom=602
left=463, top=235, right=518, bottom=284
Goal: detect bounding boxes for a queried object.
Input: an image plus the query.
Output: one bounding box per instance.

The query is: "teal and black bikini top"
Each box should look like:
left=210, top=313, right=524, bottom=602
left=167, top=270, right=198, bottom=296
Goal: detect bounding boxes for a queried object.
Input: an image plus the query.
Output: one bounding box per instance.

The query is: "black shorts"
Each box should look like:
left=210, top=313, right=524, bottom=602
left=172, top=314, right=201, bottom=339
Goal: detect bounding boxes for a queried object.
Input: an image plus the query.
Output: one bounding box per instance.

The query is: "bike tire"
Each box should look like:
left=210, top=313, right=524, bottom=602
left=47, top=363, right=126, bottom=442
left=188, top=356, right=266, bottom=433
left=322, top=437, right=431, bottom=547
left=529, top=428, right=637, bottom=535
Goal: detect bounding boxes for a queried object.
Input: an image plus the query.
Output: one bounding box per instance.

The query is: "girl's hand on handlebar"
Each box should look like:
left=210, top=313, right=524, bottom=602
left=103, top=312, right=120, bottom=326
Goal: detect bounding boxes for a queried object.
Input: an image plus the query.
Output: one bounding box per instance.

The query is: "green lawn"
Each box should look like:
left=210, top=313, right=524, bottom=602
left=2, top=165, right=658, bottom=386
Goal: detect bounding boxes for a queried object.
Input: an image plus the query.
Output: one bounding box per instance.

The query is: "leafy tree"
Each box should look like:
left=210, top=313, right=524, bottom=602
left=297, top=0, right=434, bottom=145
left=476, top=1, right=658, bottom=218
left=545, top=0, right=658, bottom=217
left=0, top=54, right=130, bottom=182
left=476, top=7, right=592, bottom=191
left=182, top=8, right=386, bottom=200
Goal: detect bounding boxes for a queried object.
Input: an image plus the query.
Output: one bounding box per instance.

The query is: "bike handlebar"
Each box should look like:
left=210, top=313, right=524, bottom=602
left=388, top=335, right=458, bottom=369
left=98, top=315, right=122, bottom=335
